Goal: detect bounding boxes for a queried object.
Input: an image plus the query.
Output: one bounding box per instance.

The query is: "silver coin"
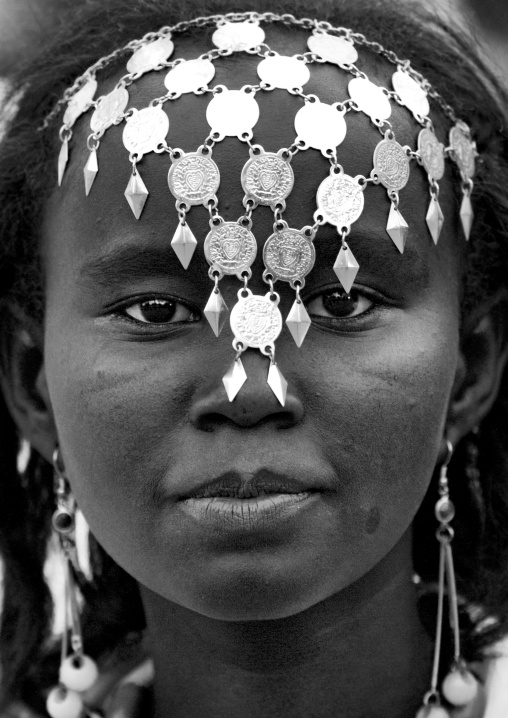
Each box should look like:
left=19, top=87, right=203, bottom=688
left=126, top=36, right=174, bottom=75
left=373, top=138, right=410, bottom=191
left=164, top=58, right=215, bottom=94
left=316, top=173, right=365, bottom=229
left=449, top=122, right=476, bottom=179
left=63, top=79, right=97, bottom=126
left=204, top=222, right=257, bottom=277
left=241, top=152, right=294, bottom=208
left=392, top=70, right=430, bottom=119
left=212, top=20, right=265, bottom=51
left=307, top=33, right=358, bottom=67
left=263, top=229, right=315, bottom=284
left=294, top=99, right=347, bottom=152
left=206, top=89, right=259, bottom=138
left=168, top=152, right=220, bottom=206
left=122, top=106, right=169, bottom=157
left=90, top=86, right=129, bottom=134
left=418, top=128, right=445, bottom=181
left=348, top=77, right=392, bottom=121
left=230, top=291, right=283, bottom=349
left=257, top=55, right=310, bottom=90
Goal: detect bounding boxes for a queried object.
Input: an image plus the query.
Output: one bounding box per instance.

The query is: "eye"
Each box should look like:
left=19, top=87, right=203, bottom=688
left=123, top=298, right=199, bottom=324
left=306, top=287, right=373, bottom=320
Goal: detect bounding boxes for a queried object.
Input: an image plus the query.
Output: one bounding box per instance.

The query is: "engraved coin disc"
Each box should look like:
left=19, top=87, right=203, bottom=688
left=90, top=86, right=129, bottom=134
left=307, top=33, right=358, bottom=67
left=263, top=229, right=316, bottom=284
left=206, top=89, right=260, bottom=139
left=122, top=106, right=169, bottom=157
left=294, top=100, right=347, bottom=152
left=418, top=128, right=445, bottom=181
left=316, top=173, right=365, bottom=229
left=257, top=55, right=310, bottom=90
left=164, top=58, right=215, bottom=94
left=168, top=152, right=220, bottom=206
left=348, top=77, right=392, bottom=121
left=63, top=79, right=98, bottom=126
left=212, top=20, right=265, bottom=51
left=392, top=70, right=430, bottom=119
left=241, top=151, right=294, bottom=208
left=126, top=36, right=174, bottom=75
left=230, top=290, right=283, bottom=349
left=204, top=222, right=258, bottom=277
left=373, top=138, right=410, bottom=191
left=449, top=122, right=476, bottom=179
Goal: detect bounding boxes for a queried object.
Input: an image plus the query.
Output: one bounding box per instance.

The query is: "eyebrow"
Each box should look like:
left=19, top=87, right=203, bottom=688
left=78, top=243, right=183, bottom=288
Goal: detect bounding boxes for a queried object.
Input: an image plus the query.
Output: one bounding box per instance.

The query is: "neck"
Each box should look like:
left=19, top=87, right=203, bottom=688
left=141, top=533, right=432, bottom=718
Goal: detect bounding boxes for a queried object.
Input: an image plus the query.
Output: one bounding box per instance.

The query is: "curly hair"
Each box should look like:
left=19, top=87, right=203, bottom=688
left=1, top=0, right=508, bottom=711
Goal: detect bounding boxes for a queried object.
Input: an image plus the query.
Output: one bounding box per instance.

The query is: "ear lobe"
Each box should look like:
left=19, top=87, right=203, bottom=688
left=447, top=292, right=508, bottom=446
left=0, top=325, right=57, bottom=462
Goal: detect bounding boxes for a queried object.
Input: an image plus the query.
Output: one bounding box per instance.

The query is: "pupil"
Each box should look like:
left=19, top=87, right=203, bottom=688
left=140, top=299, right=176, bottom=323
left=322, top=290, right=358, bottom=317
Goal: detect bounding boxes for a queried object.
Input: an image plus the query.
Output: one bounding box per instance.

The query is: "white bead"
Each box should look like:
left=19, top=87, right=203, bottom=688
left=442, top=669, right=478, bottom=706
left=59, top=654, right=99, bottom=692
left=46, top=686, right=83, bottom=718
left=415, top=705, right=450, bottom=718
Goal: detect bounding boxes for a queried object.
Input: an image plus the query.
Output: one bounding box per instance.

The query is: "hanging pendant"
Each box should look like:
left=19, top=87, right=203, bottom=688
left=426, top=197, right=445, bottom=244
left=222, top=357, right=247, bottom=402
left=124, top=169, right=149, bottom=219
left=171, top=222, right=197, bottom=269
left=286, top=300, right=311, bottom=348
left=204, top=287, right=228, bottom=337
left=386, top=204, right=409, bottom=253
left=83, top=149, right=98, bottom=196
left=58, top=139, right=69, bottom=187
left=204, top=220, right=257, bottom=279
left=267, top=361, right=288, bottom=407
left=168, top=150, right=220, bottom=208
left=241, top=147, right=294, bottom=210
left=315, top=169, right=365, bottom=231
left=333, top=244, right=359, bottom=294
left=460, top=193, right=474, bottom=240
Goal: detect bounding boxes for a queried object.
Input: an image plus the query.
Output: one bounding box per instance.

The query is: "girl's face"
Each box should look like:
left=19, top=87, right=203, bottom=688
left=41, top=31, right=463, bottom=620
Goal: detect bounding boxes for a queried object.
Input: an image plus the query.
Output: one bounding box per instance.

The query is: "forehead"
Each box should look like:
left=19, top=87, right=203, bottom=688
left=43, top=23, right=463, bottom=296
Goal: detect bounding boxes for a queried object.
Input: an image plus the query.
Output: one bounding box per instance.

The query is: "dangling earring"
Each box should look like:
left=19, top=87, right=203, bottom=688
left=46, top=446, right=99, bottom=718
left=416, top=439, right=478, bottom=718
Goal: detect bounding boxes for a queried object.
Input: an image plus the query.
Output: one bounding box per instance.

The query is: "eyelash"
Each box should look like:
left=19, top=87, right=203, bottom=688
left=112, top=295, right=201, bottom=330
left=110, top=285, right=384, bottom=334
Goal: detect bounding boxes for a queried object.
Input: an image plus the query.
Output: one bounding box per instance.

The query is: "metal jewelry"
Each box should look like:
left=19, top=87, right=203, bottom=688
left=51, top=11, right=478, bottom=408
left=416, top=440, right=479, bottom=718
left=46, top=447, right=99, bottom=718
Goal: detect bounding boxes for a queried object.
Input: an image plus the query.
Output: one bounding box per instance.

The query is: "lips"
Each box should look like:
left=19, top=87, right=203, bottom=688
left=179, top=470, right=318, bottom=500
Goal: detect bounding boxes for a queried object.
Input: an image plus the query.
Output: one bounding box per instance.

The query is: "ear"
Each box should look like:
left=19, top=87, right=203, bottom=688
left=447, top=290, right=508, bottom=446
left=0, top=317, right=57, bottom=463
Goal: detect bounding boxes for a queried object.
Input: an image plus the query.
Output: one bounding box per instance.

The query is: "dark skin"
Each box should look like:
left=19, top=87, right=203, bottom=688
left=2, top=26, right=508, bottom=718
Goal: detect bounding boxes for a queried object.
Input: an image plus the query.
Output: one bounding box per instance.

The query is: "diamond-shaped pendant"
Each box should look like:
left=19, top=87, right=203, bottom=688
left=124, top=171, right=149, bottom=219
left=204, top=288, right=228, bottom=337
left=460, top=193, right=474, bottom=241
left=267, top=362, right=288, bottom=407
left=171, top=222, right=198, bottom=269
left=84, top=150, right=98, bottom=196
left=286, top=300, right=311, bottom=348
left=386, top=204, right=408, bottom=254
left=223, top=358, right=247, bottom=402
left=333, top=245, right=359, bottom=294
left=426, top=197, right=444, bottom=244
left=58, top=140, right=69, bottom=187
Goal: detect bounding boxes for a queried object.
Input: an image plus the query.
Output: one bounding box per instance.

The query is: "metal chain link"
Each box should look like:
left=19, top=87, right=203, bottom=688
left=41, top=10, right=463, bottom=132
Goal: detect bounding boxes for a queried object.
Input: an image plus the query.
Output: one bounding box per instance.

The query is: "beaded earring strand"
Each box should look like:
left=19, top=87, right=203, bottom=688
left=46, top=447, right=99, bottom=718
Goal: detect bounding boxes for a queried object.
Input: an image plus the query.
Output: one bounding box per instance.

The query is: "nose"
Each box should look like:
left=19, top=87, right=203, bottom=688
left=189, top=348, right=305, bottom=430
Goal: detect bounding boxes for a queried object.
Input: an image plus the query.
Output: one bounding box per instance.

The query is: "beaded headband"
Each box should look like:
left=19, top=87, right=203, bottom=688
left=49, top=11, right=478, bottom=407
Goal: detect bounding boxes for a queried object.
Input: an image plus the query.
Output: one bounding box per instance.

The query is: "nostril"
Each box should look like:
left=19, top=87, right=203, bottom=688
left=194, top=410, right=301, bottom=432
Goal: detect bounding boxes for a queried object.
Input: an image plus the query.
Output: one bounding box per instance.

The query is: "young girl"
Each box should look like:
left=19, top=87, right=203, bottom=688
left=1, top=1, right=508, bottom=716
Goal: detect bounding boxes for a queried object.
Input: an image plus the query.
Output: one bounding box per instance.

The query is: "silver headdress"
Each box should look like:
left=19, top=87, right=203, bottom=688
left=49, top=12, right=477, bottom=409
